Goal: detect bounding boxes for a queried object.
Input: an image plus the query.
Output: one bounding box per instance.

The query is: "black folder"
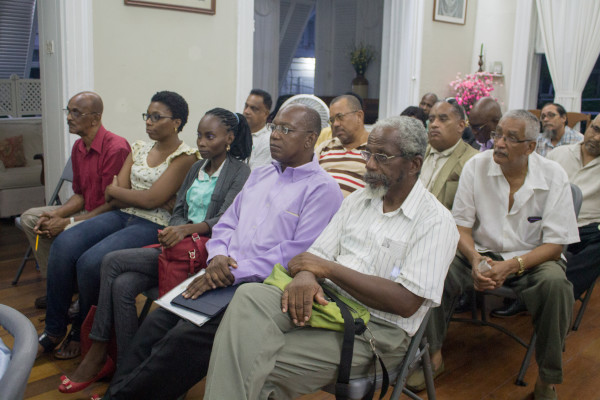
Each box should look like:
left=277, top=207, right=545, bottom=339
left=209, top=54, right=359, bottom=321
left=170, top=285, right=239, bottom=317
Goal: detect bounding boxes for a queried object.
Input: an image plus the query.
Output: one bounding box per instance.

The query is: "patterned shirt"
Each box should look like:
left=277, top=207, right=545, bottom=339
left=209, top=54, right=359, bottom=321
left=308, top=182, right=459, bottom=336
left=122, top=140, right=199, bottom=226
left=316, top=137, right=367, bottom=197
left=535, top=126, right=583, bottom=157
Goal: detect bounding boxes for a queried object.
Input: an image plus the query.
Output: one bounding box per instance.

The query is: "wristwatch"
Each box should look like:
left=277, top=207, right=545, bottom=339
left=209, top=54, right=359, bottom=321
left=513, top=256, right=526, bottom=276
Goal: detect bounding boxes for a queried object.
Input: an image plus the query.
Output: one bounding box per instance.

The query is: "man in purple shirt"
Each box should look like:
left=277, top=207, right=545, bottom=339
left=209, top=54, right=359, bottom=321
left=101, top=104, right=343, bottom=400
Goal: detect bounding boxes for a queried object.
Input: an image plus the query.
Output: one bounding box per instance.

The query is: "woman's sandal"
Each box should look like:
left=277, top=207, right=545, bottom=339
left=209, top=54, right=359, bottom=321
left=58, top=357, right=115, bottom=394
left=54, top=329, right=81, bottom=360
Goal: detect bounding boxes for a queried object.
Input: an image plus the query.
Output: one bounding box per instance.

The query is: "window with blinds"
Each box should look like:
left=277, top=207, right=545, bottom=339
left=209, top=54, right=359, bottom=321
left=0, top=0, right=37, bottom=79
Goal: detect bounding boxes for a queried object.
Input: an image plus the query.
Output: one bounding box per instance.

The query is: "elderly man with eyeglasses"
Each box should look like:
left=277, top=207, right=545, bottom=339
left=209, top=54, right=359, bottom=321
left=20, top=91, right=130, bottom=309
left=414, top=110, right=579, bottom=400
left=315, top=94, right=370, bottom=197
left=419, top=100, right=479, bottom=210
left=100, top=103, right=343, bottom=400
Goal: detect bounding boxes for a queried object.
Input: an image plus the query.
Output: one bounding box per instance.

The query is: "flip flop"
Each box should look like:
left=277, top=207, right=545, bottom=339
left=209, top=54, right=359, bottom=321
left=54, top=329, right=81, bottom=360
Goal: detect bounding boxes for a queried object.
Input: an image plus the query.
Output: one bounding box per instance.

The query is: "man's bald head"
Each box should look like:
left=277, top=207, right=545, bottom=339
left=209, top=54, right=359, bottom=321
left=469, top=97, right=501, bottom=144
left=419, top=93, right=438, bottom=117
left=71, top=91, right=104, bottom=114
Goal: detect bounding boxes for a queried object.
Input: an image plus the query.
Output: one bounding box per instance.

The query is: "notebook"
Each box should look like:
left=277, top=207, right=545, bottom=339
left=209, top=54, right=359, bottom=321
left=170, top=285, right=239, bottom=317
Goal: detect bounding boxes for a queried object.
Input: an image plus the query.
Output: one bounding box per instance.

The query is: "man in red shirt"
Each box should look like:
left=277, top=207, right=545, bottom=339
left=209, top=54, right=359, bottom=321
left=20, top=91, right=130, bottom=307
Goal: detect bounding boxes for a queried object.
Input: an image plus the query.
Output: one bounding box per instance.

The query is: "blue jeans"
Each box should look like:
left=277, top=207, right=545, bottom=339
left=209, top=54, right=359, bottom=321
left=44, top=210, right=162, bottom=338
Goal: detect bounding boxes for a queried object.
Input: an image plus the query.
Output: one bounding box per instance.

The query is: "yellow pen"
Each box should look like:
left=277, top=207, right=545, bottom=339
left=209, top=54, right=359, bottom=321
left=35, top=234, right=39, bottom=251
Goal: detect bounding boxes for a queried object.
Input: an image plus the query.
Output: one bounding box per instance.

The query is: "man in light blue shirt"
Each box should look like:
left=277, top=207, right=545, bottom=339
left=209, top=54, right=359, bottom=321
left=535, top=103, right=583, bottom=157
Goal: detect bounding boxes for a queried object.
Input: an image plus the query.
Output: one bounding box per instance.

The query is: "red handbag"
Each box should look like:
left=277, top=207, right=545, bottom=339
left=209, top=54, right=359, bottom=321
left=158, top=233, right=210, bottom=296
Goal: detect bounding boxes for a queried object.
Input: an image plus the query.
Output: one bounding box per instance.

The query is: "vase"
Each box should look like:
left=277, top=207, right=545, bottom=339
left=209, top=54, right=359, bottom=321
left=351, top=74, right=369, bottom=99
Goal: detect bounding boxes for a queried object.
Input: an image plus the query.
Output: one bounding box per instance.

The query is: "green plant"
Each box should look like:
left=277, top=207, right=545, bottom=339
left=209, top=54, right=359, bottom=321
left=350, top=44, right=375, bottom=76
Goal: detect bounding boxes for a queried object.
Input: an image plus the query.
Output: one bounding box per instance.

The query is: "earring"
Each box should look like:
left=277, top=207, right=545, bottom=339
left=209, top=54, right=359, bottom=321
left=226, top=144, right=231, bottom=152
left=174, top=127, right=178, bottom=133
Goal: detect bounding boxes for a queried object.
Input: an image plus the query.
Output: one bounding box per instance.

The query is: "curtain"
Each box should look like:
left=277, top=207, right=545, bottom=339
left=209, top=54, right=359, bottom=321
left=536, top=0, right=600, bottom=112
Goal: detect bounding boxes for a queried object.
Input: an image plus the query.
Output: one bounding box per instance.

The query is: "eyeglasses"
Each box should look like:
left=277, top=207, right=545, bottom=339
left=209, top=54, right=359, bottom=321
left=63, top=108, right=99, bottom=119
left=360, top=150, right=404, bottom=164
left=266, top=123, right=314, bottom=135
left=491, top=131, right=531, bottom=144
left=328, top=110, right=359, bottom=125
left=469, top=121, right=490, bottom=132
left=142, top=113, right=175, bottom=123
left=540, top=112, right=558, bottom=120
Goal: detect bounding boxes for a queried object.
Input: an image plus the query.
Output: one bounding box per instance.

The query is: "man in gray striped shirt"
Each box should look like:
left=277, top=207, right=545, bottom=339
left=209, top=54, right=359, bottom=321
left=203, top=116, right=459, bottom=400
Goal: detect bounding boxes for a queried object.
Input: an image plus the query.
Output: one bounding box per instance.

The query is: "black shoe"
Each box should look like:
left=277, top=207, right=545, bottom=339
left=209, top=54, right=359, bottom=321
left=34, top=295, right=47, bottom=309
left=454, top=292, right=473, bottom=314
left=490, top=298, right=527, bottom=318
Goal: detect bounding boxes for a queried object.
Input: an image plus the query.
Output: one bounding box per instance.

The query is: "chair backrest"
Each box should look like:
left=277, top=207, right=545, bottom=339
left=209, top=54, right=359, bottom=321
left=48, top=157, right=73, bottom=206
left=528, top=109, right=541, bottom=120
left=566, top=112, right=591, bottom=130
left=0, top=305, right=37, bottom=400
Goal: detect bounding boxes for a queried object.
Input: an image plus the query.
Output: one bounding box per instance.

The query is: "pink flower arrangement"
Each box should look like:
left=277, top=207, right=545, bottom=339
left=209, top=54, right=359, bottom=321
left=449, top=73, right=495, bottom=113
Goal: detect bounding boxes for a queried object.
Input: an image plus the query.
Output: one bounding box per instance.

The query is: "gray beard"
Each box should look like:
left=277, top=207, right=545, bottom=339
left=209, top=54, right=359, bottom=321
left=364, top=183, right=389, bottom=199
left=542, top=127, right=557, bottom=140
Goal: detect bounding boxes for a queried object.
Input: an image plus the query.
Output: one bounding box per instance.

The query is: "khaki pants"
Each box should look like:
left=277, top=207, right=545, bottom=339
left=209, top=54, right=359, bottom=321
left=204, top=283, right=411, bottom=400
left=20, top=206, right=84, bottom=278
left=426, top=252, right=574, bottom=384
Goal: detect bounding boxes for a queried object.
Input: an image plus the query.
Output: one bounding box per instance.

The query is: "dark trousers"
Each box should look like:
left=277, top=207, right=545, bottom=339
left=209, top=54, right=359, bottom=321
left=566, top=223, right=600, bottom=299
left=104, top=307, right=223, bottom=400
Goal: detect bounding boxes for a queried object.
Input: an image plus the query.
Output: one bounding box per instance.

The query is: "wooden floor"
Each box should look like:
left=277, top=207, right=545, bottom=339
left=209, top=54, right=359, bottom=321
left=1, top=217, right=599, bottom=400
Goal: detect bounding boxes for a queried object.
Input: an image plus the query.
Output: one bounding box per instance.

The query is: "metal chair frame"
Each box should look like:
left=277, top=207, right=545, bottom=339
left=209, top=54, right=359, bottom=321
left=321, top=309, right=436, bottom=400
left=12, top=158, right=73, bottom=285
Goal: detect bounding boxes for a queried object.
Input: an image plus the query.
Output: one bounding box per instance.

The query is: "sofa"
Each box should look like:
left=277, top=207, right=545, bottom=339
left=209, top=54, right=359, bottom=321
left=0, top=118, right=45, bottom=217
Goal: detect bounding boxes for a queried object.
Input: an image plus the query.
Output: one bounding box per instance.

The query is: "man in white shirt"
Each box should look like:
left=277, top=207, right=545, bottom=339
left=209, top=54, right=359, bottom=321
left=535, top=103, right=583, bottom=157
left=244, top=89, right=273, bottom=169
left=420, top=100, right=478, bottom=210
left=203, top=116, right=459, bottom=400
left=548, top=114, right=600, bottom=300
left=419, top=110, right=579, bottom=400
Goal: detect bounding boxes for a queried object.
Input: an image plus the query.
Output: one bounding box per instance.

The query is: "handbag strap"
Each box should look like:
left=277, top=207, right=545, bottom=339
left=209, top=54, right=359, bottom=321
left=322, top=287, right=389, bottom=400
left=187, top=233, right=203, bottom=276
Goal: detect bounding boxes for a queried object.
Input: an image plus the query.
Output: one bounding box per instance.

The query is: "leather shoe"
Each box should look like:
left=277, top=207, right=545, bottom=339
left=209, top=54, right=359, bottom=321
left=34, top=295, right=47, bottom=309
left=490, top=298, right=528, bottom=318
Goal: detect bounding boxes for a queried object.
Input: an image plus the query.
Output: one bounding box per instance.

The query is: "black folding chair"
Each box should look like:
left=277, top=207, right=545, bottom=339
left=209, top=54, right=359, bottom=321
left=322, top=309, right=436, bottom=400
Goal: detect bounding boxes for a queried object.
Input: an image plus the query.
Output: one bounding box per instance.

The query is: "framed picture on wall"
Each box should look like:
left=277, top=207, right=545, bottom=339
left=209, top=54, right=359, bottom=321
left=124, top=0, right=216, bottom=15
left=433, top=0, right=467, bottom=25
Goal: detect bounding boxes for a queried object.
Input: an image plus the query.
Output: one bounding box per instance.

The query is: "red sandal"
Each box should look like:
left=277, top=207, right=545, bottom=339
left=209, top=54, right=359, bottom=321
left=58, top=357, right=115, bottom=393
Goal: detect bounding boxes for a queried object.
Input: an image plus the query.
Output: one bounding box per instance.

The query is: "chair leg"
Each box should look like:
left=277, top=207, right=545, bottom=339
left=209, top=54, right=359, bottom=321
left=572, top=280, right=596, bottom=331
left=12, top=246, right=33, bottom=285
left=421, top=339, right=437, bottom=400
left=515, top=332, right=536, bottom=386
left=138, top=297, right=153, bottom=324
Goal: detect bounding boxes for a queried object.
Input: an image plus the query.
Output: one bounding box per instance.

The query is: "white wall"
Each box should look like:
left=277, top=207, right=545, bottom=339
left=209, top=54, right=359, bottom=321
left=92, top=1, right=240, bottom=147
left=470, top=0, right=518, bottom=112
left=419, top=0, right=479, bottom=100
